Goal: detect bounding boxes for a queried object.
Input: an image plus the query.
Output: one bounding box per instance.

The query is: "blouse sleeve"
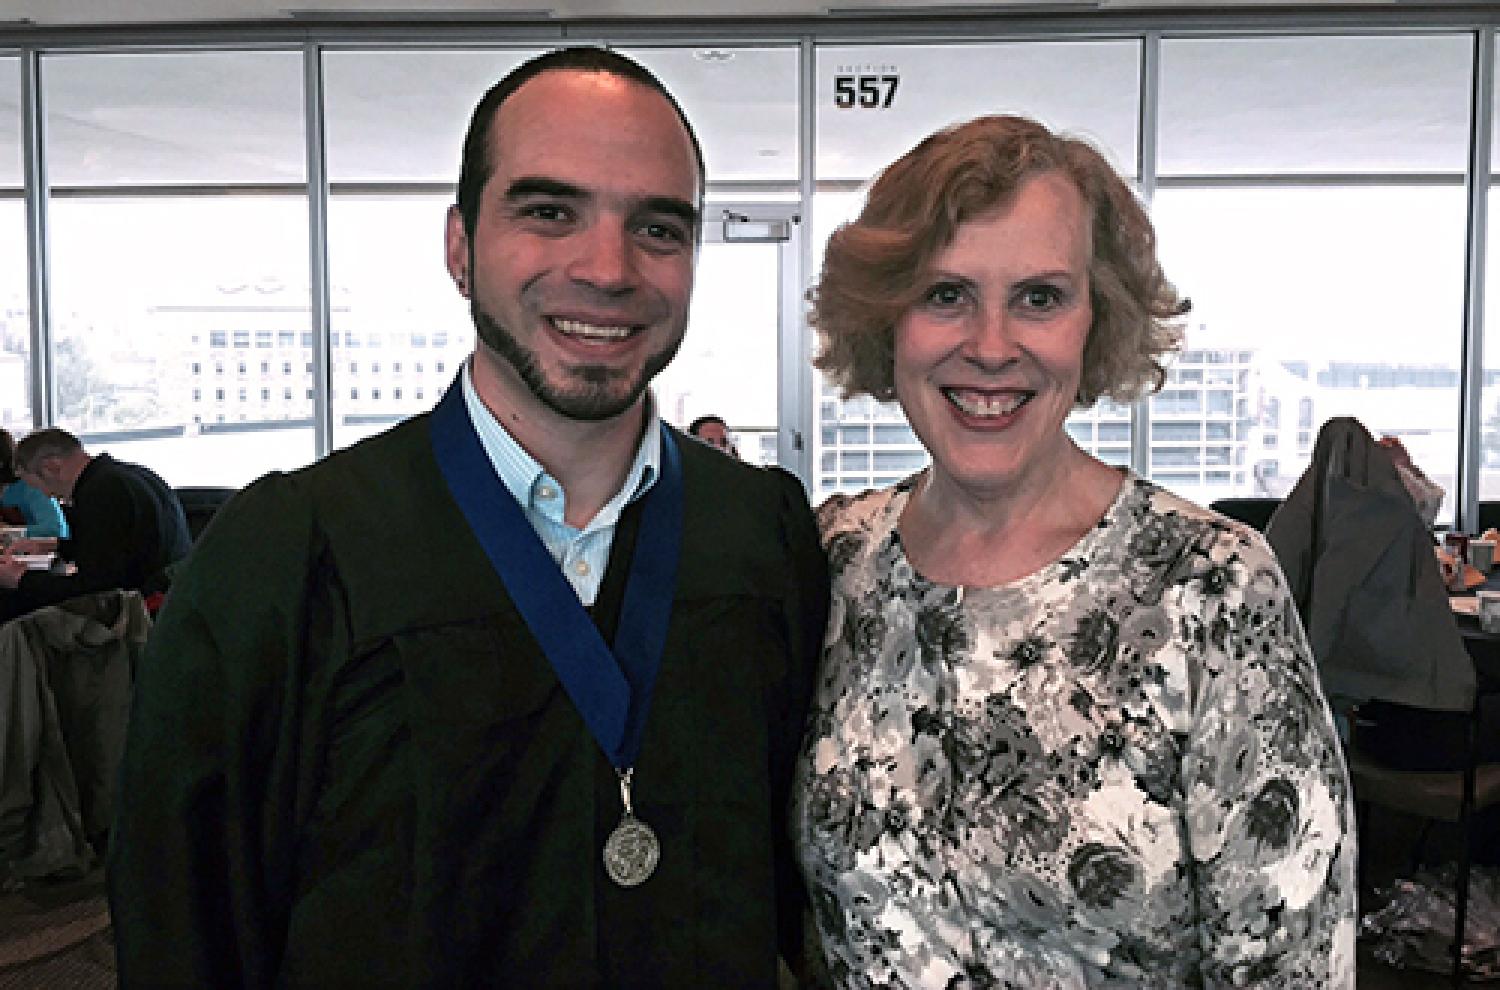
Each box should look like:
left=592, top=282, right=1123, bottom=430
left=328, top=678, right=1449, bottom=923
left=25, top=496, right=68, bottom=538
left=2, top=480, right=67, bottom=538
left=1177, top=525, right=1358, bottom=988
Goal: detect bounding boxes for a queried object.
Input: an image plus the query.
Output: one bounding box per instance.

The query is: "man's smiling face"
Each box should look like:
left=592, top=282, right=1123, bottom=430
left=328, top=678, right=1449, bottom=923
left=447, top=68, right=701, bottom=425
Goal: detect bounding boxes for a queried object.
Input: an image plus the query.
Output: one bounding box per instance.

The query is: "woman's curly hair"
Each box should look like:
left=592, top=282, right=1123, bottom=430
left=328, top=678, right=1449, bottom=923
left=810, top=114, right=1186, bottom=406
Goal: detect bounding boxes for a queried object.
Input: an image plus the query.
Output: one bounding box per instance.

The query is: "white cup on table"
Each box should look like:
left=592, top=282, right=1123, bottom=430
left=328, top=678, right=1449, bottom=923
left=1478, top=589, right=1500, bottom=634
left=1470, top=538, right=1497, bottom=572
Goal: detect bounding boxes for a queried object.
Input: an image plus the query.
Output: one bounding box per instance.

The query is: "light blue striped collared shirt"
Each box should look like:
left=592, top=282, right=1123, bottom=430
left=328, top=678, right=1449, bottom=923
left=459, top=362, right=661, bottom=606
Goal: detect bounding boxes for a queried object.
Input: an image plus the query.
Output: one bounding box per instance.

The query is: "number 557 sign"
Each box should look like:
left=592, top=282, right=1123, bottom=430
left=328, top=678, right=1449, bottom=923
left=832, top=73, right=900, bottom=110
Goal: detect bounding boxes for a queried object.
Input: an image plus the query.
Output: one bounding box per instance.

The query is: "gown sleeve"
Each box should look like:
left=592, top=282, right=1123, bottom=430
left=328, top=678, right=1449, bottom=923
left=107, top=472, right=347, bottom=987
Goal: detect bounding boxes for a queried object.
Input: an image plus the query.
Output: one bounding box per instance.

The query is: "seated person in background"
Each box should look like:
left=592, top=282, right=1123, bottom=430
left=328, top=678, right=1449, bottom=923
left=0, top=428, right=190, bottom=615
left=0, top=427, right=69, bottom=538
left=687, top=413, right=739, bottom=458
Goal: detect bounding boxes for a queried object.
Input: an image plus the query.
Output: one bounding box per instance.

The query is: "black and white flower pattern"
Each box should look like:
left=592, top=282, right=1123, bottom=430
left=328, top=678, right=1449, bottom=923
left=795, top=474, right=1357, bottom=988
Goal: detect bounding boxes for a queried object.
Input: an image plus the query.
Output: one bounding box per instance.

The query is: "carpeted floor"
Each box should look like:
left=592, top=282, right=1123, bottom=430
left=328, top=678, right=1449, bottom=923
left=0, top=823, right=1484, bottom=988
left=0, top=868, right=114, bottom=990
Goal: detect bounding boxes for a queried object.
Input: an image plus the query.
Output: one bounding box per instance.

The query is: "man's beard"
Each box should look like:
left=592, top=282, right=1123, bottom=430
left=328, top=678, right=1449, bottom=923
left=472, top=298, right=681, bottom=422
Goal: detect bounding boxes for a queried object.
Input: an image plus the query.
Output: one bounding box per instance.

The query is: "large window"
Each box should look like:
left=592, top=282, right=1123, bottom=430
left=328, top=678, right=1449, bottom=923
left=655, top=232, right=787, bottom=465
left=0, top=55, right=27, bottom=433
left=625, top=46, right=800, bottom=188
left=43, top=50, right=312, bottom=487
left=3, top=18, right=1499, bottom=512
left=1153, top=34, right=1474, bottom=515
left=627, top=46, right=800, bottom=465
left=323, top=49, right=539, bottom=449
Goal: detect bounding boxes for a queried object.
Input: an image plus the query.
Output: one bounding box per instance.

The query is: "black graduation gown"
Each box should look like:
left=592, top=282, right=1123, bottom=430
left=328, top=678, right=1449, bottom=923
left=107, top=410, right=828, bottom=987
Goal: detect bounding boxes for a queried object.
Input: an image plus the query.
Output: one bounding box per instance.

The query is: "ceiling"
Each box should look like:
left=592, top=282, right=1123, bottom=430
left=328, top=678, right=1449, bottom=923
left=0, top=0, right=1434, bottom=30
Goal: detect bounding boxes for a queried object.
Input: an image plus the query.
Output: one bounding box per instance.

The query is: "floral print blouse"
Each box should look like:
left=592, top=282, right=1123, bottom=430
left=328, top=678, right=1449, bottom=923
left=794, top=473, right=1357, bottom=988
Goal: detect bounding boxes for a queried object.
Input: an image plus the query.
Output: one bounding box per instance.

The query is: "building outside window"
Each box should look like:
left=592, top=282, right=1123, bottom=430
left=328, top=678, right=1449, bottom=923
left=1153, top=34, right=1471, bottom=515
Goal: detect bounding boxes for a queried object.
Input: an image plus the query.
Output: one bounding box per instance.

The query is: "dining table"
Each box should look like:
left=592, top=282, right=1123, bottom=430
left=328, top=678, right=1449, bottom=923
left=1448, top=575, right=1500, bottom=691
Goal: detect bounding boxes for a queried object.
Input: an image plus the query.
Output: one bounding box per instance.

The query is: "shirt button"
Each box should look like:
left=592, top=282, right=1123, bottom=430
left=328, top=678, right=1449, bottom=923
left=537, top=485, right=557, bottom=500
left=573, top=559, right=591, bottom=577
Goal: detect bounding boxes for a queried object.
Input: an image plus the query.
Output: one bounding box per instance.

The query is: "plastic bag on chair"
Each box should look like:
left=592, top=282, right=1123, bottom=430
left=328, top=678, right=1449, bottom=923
left=1360, top=864, right=1500, bottom=980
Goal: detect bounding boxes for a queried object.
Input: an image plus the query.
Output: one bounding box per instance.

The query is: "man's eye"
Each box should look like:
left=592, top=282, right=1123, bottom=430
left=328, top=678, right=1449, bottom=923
left=641, top=221, right=688, bottom=245
left=522, top=203, right=570, bottom=222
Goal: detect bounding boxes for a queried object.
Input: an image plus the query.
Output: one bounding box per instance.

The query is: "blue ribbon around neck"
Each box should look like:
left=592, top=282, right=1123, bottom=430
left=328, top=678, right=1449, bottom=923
left=429, top=382, right=683, bottom=769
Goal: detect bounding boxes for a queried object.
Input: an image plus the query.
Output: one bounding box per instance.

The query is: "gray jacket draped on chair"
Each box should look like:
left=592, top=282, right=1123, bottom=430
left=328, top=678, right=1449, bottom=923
left=0, top=590, right=147, bottom=883
left=1266, top=417, right=1475, bottom=713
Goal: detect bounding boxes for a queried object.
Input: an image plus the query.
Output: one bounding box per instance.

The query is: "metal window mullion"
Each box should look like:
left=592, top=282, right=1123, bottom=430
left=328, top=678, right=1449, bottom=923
left=20, top=48, right=51, bottom=429
left=774, top=208, right=805, bottom=480
left=4, top=9, right=1500, bottom=50
left=1131, top=31, right=1161, bottom=479
left=788, top=32, right=817, bottom=488
left=1461, top=28, right=1494, bottom=531
left=303, top=40, right=334, bottom=459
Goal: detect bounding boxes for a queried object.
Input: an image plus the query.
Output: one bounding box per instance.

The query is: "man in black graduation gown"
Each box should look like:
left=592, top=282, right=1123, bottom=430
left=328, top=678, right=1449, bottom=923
left=108, top=48, right=829, bottom=987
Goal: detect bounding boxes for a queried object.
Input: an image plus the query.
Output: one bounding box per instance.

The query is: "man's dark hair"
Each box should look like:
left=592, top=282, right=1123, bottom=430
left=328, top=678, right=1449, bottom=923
left=15, top=427, right=82, bottom=473
left=455, top=47, right=706, bottom=240
left=688, top=414, right=727, bottom=438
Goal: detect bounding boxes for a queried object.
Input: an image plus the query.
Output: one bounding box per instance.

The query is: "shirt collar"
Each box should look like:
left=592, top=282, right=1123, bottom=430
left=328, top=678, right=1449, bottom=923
left=459, top=360, right=661, bottom=521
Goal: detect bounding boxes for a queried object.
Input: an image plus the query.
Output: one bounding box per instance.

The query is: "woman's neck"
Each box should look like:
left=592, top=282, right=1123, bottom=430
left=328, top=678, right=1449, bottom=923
left=899, top=445, right=1124, bottom=587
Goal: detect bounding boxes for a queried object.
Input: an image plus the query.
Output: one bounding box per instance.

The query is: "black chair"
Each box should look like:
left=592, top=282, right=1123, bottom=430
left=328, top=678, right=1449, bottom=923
left=1346, top=695, right=1500, bottom=982
left=1207, top=497, right=1282, bottom=533
left=1476, top=501, right=1500, bottom=534
left=173, top=486, right=237, bottom=543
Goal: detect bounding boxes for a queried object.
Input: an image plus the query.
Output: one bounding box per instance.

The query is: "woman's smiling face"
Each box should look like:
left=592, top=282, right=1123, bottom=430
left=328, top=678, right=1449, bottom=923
left=893, top=170, right=1094, bottom=498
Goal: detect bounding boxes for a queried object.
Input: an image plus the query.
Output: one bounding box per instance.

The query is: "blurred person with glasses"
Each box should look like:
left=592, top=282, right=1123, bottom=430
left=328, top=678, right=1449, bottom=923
left=688, top=413, right=740, bottom=459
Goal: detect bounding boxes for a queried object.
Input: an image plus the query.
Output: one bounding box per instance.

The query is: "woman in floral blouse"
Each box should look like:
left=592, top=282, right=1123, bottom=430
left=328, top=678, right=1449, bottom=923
left=794, top=115, right=1356, bottom=988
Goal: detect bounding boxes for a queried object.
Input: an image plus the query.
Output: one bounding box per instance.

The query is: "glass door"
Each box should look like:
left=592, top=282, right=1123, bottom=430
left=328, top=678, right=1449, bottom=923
left=655, top=204, right=804, bottom=473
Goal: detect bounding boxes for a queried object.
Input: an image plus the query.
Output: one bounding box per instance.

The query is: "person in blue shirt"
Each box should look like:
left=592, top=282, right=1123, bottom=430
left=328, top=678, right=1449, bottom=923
left=0, top=428, right=68, bottom=539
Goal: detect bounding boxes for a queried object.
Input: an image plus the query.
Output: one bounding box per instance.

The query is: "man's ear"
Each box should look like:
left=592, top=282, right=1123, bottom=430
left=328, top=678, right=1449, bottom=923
left=446, top=205, right=471, bottom=298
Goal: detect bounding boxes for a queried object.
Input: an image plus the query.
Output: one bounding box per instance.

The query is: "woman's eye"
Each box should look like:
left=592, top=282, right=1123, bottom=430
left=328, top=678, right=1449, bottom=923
left=925, top=283, right=965, bottom=307
left=1019, top=284, right=1063, bottom=310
